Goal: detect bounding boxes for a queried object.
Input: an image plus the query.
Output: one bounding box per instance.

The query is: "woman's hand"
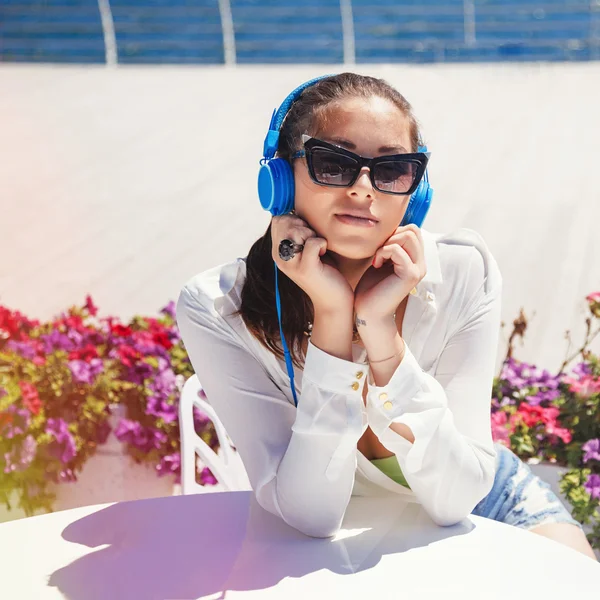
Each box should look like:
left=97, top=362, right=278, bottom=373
left=271, top=214, right=353, bottom=313
left=354, top=224, right=427, bottom=322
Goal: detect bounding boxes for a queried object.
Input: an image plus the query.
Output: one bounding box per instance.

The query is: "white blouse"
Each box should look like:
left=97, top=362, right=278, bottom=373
left=176, top=227, right=503, bottom=538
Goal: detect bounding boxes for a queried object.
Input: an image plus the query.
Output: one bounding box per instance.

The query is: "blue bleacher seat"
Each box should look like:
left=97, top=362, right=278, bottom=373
left=0, top=0, right=597, bottom=64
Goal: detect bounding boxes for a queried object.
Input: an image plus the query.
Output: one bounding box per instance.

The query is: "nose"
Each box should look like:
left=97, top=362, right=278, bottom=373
left=347, top=167, right=375, bottom=199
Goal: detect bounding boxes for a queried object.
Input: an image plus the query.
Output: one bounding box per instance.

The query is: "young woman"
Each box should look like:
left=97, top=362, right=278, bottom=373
left=176, top=73, right=596, bottom=560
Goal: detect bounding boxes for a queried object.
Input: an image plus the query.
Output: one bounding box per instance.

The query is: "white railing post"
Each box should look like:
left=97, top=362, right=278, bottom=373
left=464, top=0, right=476, bottom=46
left=340, top=0, right=356, bottom=65
left=97, top=0, right=118, bottom=66
left=218, top=0, right=237, bottom=66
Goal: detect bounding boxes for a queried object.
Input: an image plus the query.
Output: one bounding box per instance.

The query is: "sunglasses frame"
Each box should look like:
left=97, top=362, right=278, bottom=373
left=292, top=134, right=430, bottom=195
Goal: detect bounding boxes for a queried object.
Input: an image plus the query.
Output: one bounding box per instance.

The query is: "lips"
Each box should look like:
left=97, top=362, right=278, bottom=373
left=336, top=213, right=379, bottom=223
left=334, top=214, right=378, bottom=227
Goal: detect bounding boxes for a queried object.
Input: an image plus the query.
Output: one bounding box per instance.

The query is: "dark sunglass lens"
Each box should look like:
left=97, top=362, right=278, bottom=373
left=310, top=148, right=358, bottom=186
left=374, top=161, right=417, bottom=193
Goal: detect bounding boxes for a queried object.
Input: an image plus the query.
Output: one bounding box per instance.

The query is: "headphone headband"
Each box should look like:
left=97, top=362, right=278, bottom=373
left=262, top=75, right=333, bottom=161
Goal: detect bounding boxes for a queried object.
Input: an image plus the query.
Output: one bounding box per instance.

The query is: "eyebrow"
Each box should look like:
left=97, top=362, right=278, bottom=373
left=325, top=136, right=409, bottom=154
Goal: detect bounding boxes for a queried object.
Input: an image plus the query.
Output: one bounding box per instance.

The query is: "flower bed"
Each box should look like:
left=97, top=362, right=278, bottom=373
left=0, top=297, right=217, bottom=518
left=1, top=291, right=599, bottom=551
left=490, top=292, right=600, bottom=550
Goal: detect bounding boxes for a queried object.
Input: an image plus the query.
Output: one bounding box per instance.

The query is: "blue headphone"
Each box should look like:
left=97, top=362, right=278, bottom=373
left=257, top=75, right=434, bottom=406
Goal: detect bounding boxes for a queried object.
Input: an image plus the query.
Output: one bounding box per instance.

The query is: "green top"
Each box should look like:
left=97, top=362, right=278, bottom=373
left=370, top=455, right=411, bottom=489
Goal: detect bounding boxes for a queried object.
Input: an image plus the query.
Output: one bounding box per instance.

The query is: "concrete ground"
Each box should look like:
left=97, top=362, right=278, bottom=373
left=1, top=63, right=599, bottom=375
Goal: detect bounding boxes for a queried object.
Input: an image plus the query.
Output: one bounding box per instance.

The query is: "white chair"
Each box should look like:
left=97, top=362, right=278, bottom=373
left=178, top=374, right=251, bottom=494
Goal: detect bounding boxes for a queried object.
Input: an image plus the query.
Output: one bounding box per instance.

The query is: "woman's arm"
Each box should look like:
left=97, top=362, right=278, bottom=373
left=364, top=246, right=502, bottom=526
left=176, top=286, right=367, bottom=538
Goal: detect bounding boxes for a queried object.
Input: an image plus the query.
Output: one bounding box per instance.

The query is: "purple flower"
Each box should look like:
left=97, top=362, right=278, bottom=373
left=160, top=301, right=176, bottom=320
left=584, top=474, right=600, bottom=500
left=146, top=396, right=178, bottom=423
left=114, top=419, right=167, bottom=453
left=116, top=355, right=154, bottom=385
left=199, top=467, right=218, bottom=486
left=152, top=363, right=177, bottom=396
left=582, top=439, right=600, bottom=464
left=193, top=405, right=211, bottom=430
left=3, top=435, right=37, bottom=473
left=6, top=340, right=38, bottom=360
left=67, top=358, right=104, bottom=385
left=156, top=452, right=180, bottom=479
left=46, top=418, right=77, bottom=464
left=40, top=330, right=75, bottom=353
left=572, top=362, right=593, bottom=378
left=500, top=357, right=564, bottom=407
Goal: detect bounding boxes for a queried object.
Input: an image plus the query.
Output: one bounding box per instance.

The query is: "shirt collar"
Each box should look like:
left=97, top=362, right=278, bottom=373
left=420, top=228, right=443, bottom=286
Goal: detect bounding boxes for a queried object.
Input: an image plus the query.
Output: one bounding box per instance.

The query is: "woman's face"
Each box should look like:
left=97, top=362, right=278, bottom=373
left=293, top=95, right=414, bottom=260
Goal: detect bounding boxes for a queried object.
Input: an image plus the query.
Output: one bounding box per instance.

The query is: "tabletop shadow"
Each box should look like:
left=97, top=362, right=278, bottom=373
left=47, top=492, right=475, bottom=599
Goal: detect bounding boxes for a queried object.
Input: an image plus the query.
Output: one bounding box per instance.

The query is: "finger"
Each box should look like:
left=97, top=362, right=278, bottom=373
left=374, top=244, right=411, bottom=269
left=384, top=229, right=424, bottom=265
left=300, top=236, right=327, bottom=267
left=289, top=227, right=317, bottom=245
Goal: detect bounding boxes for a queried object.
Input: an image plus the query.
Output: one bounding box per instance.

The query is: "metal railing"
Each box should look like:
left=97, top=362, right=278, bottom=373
left=2, top=0, right=598, bottom=65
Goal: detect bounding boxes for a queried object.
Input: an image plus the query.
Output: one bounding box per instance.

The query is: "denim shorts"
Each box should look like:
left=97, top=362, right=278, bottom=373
left=471, top=443, right=584, bottom=531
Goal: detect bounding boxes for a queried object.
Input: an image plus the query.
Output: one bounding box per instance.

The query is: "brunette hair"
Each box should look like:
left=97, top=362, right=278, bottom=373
left=236, top=73, right=421, bottom=367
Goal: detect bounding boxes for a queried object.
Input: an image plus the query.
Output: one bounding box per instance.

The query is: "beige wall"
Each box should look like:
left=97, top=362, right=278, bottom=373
left=1, top=63, right=599, bottom=374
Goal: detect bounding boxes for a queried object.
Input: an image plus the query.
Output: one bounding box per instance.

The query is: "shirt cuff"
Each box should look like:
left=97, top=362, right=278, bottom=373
left=366, top=343, right=427, bottom=423
left=303, top=339, right=369, bottom=397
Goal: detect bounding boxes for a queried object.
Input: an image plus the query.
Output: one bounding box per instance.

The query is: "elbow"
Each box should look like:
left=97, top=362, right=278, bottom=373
left=279, top=504, right=344, bottom=538
left=254, top=488, right=343, bottom=539
left=288, top=519, right=341, bottom=539
left=429, top=457, right=496, bottom=528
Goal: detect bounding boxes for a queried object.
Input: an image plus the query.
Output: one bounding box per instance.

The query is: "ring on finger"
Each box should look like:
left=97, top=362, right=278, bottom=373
left=278, top=238, right=305, bottom=261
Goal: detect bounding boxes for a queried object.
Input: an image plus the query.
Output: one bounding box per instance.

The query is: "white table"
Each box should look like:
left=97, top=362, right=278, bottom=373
left=1, top=491, right=598, bottom=599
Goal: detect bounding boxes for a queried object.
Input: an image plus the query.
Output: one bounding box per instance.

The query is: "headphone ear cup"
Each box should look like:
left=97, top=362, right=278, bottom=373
left=258, top=158, right=295, bottom=216
left=400, top=174, right=433, bottom=228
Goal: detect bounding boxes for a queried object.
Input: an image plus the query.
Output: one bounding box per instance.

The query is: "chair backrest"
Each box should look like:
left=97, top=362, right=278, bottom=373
left=178, top=374, right=251, bottom=495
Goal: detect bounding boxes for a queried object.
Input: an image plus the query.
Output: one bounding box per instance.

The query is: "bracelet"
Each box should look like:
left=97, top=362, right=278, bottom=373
left=368, top=349, right=404, bottom=364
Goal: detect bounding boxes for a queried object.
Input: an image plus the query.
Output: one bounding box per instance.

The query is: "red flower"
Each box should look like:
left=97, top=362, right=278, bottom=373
left=117, top=345, right=141, bottom=367
left=111, top=324, right=133, bottom=337
left=68, top=344, right=99, bottom=362
left=0, top=306, right=39, bottom=341
left=18, top=381, right=42, bottom=415
left=516, top=404, right=544, bottom=428
left=84, top=295, right=98, bottom=317
left=152, top=330, right=173, bottom=350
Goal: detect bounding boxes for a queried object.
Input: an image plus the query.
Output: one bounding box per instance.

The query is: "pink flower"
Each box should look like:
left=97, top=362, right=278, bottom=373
left=18, top=381, right=42, bottom=415
left=585, top=291, right=600, bottom=303
left=544, top=422, right=572, bottom=444
left=199, top=467, right=218, bottom=486
left=563, top=375, right=600, bottom=398
left=491, top=411, right=510, bottom=446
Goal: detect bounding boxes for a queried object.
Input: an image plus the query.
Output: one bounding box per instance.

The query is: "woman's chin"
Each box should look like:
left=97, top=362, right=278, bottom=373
left=326, top=246, right=375, bottom=262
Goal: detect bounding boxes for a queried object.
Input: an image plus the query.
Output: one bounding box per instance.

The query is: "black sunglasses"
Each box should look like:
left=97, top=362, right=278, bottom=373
left=293, top=135, right=430, bottom=195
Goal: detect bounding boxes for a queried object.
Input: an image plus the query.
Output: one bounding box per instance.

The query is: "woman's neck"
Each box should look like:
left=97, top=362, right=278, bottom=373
left=327, top=252, right=373, bottom=291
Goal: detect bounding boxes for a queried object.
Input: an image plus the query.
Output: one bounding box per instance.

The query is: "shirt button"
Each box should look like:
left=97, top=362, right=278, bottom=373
left=379, top=392, right=388, bottom=401
left=355, top=371, right=364, bottom=379
left=383, top=400, right=393, bottom=411
left=351, top=382, right=360, bottom=391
